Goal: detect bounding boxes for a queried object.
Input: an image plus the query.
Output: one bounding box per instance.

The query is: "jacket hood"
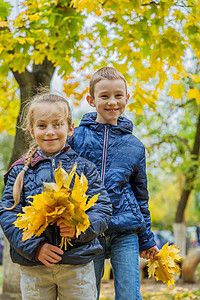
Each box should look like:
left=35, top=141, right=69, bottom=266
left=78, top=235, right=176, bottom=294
left=80, top=112, right=133, bottom=134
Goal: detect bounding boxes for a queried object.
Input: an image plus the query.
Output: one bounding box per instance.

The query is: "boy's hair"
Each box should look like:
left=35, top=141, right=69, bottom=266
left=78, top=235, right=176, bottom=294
left=89, top=67, right=127, bottom=98
left=5, top=92, right=72, bottom=210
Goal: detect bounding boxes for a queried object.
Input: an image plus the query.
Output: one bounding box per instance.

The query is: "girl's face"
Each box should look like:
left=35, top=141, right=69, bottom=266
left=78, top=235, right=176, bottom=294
left=29, top=103, right=74, bottom=157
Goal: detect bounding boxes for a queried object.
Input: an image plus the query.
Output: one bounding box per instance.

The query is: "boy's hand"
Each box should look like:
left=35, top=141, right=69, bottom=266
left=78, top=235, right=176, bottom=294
left=139, top=245, right=159, bottom=260
left=57, top=219, right=76, bottom=238
left=37, top=243, right=64, bottom=267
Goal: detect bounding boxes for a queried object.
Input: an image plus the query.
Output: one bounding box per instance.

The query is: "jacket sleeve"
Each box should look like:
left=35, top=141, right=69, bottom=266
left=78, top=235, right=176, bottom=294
left=0, top=166, right=46, bottom=262
left=73, top=160, right=112, bottom=244
left=129, top=146, right=156, bottom=252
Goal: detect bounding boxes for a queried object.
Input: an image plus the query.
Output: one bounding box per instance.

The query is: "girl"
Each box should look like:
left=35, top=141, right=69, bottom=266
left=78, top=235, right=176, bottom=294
left=0, top=93, right=112, bottom=300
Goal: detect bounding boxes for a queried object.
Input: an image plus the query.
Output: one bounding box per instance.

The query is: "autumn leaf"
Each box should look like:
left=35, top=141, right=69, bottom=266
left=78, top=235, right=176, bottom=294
left=14, top=162, right=99, bottom=249
left=168, top=83, right=185, bottom=100
left=147, top=243, right=181, bottom=286
left=71, top=0, right=101, bottom=13
left=187, top=88, right=200, bottom=104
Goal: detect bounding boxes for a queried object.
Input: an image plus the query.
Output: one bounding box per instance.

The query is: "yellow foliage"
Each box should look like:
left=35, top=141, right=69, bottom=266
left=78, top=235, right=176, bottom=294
left=0, top=21, right=9, bottom=29
left=57, top=0, right=199, bottom=114
left=127, top=83, right=157, bottom=115
left=190, top=74, right=200, bottom=83
left=147, top=243, right=181, bottom=286
left=14, top=162, right=99, bottom=249
left=139, top=67, right=156, bottom=82
left=148, top=176, right=185, bottom=228
left=0, top=77, right=19, bottom=135
left=71, top=0, right=101, bottom=13
left=187, top=88, right=200, bottom=104
left=172, top=73, right=181, bottom=81
left=168, top=83, right=185, bottom=100
left=63, top=72, right=90, bottom=105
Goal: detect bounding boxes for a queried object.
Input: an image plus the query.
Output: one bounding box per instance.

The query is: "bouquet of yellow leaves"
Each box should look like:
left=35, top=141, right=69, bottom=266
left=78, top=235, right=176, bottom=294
left=14, top=162, right=99, bottom=250
left=147, top=243, right=182, bottom=286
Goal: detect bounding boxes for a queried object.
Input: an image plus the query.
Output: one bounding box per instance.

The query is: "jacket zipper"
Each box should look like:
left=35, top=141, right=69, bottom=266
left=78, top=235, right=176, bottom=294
left=101, top=126, right=109, bottom=183
left=51, top=158, right=58, bottom=247
left=51, top=158, right=56, bottom=177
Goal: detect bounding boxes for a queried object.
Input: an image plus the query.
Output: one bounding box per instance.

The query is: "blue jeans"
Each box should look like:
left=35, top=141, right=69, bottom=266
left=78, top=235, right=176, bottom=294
left=94, top=232, right=142, bottom=300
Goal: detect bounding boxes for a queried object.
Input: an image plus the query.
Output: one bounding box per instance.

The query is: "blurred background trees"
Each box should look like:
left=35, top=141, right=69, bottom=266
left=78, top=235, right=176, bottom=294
left=0, top=0, right=200, bottom=293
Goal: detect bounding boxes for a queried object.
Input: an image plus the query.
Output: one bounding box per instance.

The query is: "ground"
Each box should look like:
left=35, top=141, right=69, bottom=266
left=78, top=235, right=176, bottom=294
left=100, top=278, right=200, bottom=300
left=0, top=278, right=199, bottom=299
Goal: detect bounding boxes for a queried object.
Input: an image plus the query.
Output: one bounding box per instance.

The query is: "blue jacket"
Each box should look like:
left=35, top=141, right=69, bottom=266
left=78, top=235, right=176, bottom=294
left=0, top=147, right=112, bottom=266
left=68, top=113, right=156, bottom=251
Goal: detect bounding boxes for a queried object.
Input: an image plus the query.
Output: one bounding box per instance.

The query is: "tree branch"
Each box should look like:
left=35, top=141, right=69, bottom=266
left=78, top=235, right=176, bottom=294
left=174, top=98, right=196, bottom=108
left=150, top=134, right=192, bottom=153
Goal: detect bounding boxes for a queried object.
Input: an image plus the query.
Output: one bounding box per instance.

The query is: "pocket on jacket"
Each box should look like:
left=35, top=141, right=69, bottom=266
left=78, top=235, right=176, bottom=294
left=123, top=188, right=144, bottom=221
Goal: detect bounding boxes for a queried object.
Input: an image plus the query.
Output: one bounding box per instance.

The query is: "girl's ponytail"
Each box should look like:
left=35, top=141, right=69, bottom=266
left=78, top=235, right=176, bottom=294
left=5, top=145, right=38, bottom=210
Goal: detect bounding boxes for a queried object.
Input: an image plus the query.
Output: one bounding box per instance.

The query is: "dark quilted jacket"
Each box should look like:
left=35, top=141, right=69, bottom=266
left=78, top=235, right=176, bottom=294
left=0, top=147, right=112, bottom=266
left=68, top=113, right=156, bottom=251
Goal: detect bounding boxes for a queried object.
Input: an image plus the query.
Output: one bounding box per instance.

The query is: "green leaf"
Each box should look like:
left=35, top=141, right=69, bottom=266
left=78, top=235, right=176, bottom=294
left=0, top=0, right=12, bottom=19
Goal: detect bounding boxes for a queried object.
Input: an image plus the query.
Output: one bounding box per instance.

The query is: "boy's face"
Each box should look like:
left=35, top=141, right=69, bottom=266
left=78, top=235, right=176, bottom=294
left=87, top=79, right=130, bottom=125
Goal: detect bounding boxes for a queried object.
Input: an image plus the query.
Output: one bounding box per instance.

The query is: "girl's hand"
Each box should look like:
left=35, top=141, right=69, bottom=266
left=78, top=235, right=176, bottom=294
left=57, top=219, right=76, bottom=238
left=140, top=245, right=159, bottom=260
left=37, top=243, right=64, bottom=267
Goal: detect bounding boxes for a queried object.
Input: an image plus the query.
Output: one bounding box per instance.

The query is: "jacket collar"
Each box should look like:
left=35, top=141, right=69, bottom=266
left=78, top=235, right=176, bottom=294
left=4, top=145, right=71, bottom=181
left=79, top=112, right=133, bottom=134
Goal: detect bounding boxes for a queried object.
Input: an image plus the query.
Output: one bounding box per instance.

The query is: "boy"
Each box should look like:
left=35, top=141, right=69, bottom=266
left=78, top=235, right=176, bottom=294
left=68, top=67, right=159, bottom=300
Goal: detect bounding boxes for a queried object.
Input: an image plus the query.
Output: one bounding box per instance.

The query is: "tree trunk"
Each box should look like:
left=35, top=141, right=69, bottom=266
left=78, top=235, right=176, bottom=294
left=9, top=69, right=35, bottom=165
left=174, top=111, right=200, bottom=253
left=173, top=222, right=187, bottom=257
left=10, top=58, right=56, bottom=164
left=3, top=59, right=55, bottom=294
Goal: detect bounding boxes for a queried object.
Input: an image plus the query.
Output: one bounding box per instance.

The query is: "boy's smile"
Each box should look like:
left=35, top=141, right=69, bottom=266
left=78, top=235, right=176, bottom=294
left=87, top=79, right=130, bottom=125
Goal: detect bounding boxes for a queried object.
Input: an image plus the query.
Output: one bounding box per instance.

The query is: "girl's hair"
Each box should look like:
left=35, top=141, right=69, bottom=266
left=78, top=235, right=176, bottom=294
left=89, top=67, right=128, bottom=98
left=6, top=93, right=72, bottom=210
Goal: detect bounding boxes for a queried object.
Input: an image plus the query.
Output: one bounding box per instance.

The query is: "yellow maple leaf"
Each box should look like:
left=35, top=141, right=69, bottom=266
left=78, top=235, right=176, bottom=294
left=187, top=88, right=200, bottom=104
left=147, top=243, right=181, bottom=286
left=168, top=83, right=185, bottom=100
left=14, top=162, right=99, bottom=249
left=190, top=74, right=200, bottom=83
